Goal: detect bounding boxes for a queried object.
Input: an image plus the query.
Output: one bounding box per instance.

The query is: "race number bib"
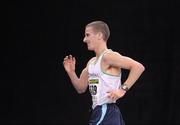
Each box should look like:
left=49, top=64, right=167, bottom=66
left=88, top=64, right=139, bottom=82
left=89, top=79, right=99, bottom=102
left=89, top=79, right=99, bottom=95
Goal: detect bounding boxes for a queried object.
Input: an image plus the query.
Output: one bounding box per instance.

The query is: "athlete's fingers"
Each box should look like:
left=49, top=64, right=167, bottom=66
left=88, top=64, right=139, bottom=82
left=107, top=92, right=113, bottom=99
left=64, top=55, right=74, bottom=63
left=107, top=91, right=118, bottom=100
left=72, top=57, right=76, bottom=62
left=64, top=56, right=70, bottom=62
left=112, top=94, right=117, bottom=100
left=68, top=55, right=71, bottom=59
left=107, top=92, right=111, bottom=98
left=64, top=56, right=68, bottom=60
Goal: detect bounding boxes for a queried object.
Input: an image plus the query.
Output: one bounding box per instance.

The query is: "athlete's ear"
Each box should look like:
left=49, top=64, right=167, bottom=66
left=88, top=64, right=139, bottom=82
left=97, top=32, right=103, bottom=40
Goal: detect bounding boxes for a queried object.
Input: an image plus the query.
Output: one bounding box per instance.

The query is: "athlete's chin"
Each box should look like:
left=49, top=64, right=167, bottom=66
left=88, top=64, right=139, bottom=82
left=87, top=46, right=94, bottom=51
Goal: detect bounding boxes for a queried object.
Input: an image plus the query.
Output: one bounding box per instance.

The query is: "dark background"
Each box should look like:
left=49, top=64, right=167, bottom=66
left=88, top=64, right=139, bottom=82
left=6, top=0, right=179, bottom=124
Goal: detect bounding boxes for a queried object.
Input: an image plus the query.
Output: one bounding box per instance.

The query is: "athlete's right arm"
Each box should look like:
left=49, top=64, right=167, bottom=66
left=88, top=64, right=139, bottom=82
left=63, top=55, right=89, bottom=94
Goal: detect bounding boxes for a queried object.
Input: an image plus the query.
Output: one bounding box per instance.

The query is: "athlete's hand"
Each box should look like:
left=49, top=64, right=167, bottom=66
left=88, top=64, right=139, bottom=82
left=107, top=89, right=126, bottom=101
left=63, top=55, right=76, bottom=73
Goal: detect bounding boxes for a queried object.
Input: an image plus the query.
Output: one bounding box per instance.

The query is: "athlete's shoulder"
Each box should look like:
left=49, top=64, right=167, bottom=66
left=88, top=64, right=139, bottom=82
left=86, top=57, right=96, bottom=66
left=103, top=50, right=123, bottom=60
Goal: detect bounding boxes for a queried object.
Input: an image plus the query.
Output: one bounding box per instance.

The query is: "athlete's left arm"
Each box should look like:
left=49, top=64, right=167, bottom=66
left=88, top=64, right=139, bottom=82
left=104, top=52, right=145, bottom=99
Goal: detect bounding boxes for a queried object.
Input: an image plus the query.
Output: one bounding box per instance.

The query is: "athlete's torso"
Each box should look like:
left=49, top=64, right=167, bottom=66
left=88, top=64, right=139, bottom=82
left=88, top=49, right=122, bottom=109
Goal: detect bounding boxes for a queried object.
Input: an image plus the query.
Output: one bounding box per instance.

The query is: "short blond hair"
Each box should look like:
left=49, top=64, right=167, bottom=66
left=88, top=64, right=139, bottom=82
left=86, top=21, right=110, bottom=42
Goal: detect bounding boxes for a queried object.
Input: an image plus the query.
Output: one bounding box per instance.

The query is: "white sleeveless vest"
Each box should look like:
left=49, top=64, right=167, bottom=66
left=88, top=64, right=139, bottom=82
left=88, top=49, right=121, bottom=109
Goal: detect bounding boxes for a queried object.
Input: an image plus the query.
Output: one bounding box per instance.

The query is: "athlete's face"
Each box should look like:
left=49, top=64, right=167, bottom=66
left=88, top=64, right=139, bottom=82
left=83, top=27, right=99, bottom=51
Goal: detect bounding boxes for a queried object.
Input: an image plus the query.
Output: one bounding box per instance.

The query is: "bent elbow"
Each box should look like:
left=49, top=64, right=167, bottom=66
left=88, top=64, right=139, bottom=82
left=143, top=66, right=145, bottom=72
left=139, top=63, right=145, bottom=72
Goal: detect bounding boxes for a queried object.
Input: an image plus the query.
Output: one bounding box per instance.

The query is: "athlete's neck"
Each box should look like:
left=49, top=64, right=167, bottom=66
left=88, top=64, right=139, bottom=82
left=95, top=44, right=108, bottom=58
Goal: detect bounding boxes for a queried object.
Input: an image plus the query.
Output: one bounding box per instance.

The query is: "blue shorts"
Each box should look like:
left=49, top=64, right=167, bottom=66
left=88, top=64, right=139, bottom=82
left=89, top=103, right=125, bottom=125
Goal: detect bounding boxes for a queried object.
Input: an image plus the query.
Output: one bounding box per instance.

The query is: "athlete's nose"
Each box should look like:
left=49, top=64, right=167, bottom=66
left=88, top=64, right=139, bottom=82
left=83, top=37, right=87, bottom=43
